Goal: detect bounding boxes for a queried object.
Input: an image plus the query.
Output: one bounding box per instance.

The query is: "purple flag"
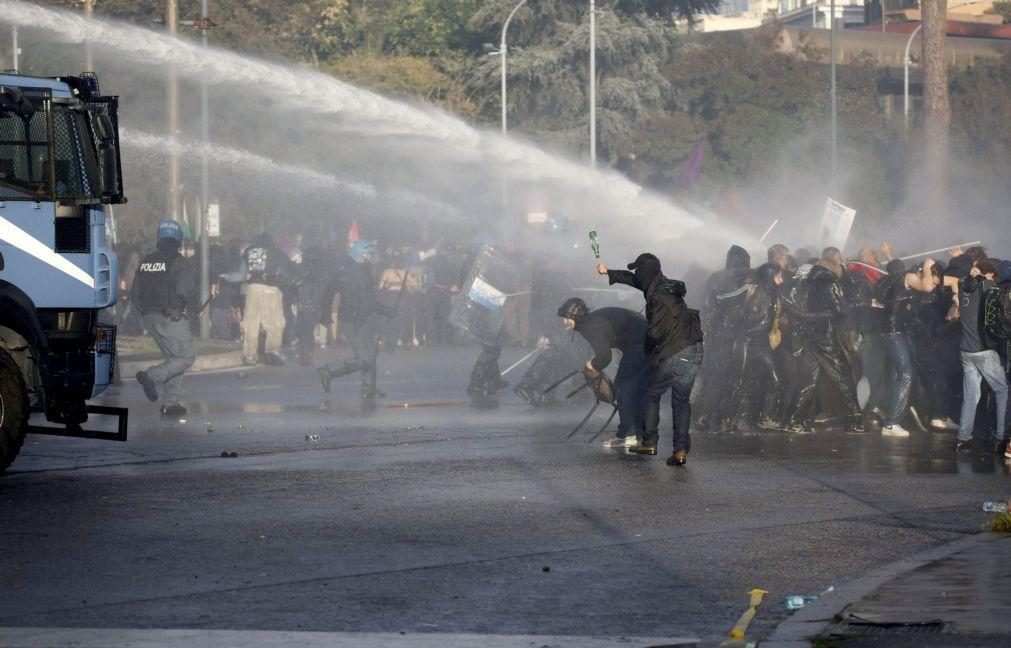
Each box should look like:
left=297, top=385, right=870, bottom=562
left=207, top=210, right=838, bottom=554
left=672, top=136, right=705, bottom=190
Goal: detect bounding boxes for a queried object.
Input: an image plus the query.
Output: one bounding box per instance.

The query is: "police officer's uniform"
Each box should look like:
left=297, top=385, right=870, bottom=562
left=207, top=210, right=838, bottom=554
left=317, top=241, right=394, bottom=401
left=133, top=220, right=196, bottom=415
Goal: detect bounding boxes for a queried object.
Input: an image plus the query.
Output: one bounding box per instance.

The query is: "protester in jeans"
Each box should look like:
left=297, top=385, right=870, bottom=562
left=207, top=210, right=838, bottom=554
left=956, top=260, right=1009, bottom=456
left=597, top=253, right=704, bottom=467
left=557, top=298, right=648, bottom=449
left=876, top=257, right=942, bottom=436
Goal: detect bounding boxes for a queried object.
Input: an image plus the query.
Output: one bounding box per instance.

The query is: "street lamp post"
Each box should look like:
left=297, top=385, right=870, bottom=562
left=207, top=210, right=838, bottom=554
left=500, top=0, right=528, bottom=134
left=198, top=0, right=211, bottom=340
left=11, top=26, right=18, bottom=73
left=165, top=0, right=181, bottom=222
left=904, top=0, right=982, bottom=129
left=830, top=0, right=837, bottom=179
left=589, top=0, right=596, bottom=169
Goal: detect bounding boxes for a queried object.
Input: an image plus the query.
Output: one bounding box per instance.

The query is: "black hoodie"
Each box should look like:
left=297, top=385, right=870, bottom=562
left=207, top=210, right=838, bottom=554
left=606, top=253, right=703, bottom=365
left=703, top=244, right=751, bottom=321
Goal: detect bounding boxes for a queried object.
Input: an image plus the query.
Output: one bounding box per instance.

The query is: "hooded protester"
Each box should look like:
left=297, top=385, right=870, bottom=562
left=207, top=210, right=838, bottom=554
left=730, top=263, right=783, bottom=429
left=786, top=247, right=864, bottom=432
left=597, top=253, right=703, bottom=466
left=702, top=245, right=752, bottom=323
left=317, top=240, right=396, bottom=404
left=697, top=245, right=751, bottom=430
left=557, top=298, right=649, bottom=449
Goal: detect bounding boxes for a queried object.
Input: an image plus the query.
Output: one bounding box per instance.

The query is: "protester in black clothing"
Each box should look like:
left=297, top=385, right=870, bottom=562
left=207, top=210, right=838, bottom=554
left=787, top=248, right=865, bottom=432
left=777, top=261, right=833, bottom=429
left=913, top=260, right=961, bottom=430
left=557, top=298, right=649, bottom=449
left=731, top=263, right=783, bottom=429
left=841, top=249, right=888, bottom=420
left=696, top=245, right=751, bottom=430
left=317, top=240, right=396, bottom=404
left=597, top=253, right=703, bottom=466
left=293, top=246, right=329, bottom=366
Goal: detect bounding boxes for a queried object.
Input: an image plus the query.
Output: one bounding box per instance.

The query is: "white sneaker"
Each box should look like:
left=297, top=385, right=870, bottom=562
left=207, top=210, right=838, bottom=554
left=882, top=424, right=911, bottom=437
left=929, top=416, right=958, bottom=430
left=601, top=436, right=637, bottom=449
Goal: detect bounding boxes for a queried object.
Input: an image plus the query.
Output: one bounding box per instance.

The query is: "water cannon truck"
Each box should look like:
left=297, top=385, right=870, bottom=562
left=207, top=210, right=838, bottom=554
left=0, top=71, right=128, bottom=473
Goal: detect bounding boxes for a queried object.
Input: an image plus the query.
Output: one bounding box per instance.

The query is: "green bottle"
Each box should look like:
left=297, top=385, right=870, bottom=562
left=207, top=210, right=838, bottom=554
left=589, top=230, right=600, bottom=259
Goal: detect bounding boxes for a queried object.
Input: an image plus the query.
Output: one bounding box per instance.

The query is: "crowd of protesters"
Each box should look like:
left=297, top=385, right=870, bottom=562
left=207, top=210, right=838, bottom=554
left=695, top=241, right=1011, bottom=459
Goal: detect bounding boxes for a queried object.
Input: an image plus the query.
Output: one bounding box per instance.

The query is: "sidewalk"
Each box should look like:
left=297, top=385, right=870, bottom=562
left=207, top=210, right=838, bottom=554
left=763, top=532, right=1011, bottom=647
left=118, top=335, right=245, bottom=376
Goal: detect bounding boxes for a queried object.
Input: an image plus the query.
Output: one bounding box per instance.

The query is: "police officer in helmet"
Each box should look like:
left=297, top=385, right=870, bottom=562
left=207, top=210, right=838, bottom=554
left=134, top=219, right=196, bottom=417
left=317, top=240, right=396, bottom=405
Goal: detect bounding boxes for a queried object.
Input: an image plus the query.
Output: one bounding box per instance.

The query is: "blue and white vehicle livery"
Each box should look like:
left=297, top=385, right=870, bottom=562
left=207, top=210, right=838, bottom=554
left=0, top=72, right=127, bottom=473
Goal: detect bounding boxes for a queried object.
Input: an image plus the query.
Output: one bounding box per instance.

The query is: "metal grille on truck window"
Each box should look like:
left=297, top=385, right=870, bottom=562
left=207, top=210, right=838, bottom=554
left=0, top=89, right=52, bottom=201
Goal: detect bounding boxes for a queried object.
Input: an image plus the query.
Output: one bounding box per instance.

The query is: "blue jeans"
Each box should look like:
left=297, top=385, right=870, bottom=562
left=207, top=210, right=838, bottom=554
left=614, top=346, right=648, bottom=439
left=643, top=343, right=703, bottom=452
left=958, top=350, right=1008, bottom=442
left=883, top=333, right=914, bottom=426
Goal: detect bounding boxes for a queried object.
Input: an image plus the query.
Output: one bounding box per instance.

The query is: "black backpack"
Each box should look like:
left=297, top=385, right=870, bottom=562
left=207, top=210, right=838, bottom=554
left=983, top=283, right=1011, bottom=344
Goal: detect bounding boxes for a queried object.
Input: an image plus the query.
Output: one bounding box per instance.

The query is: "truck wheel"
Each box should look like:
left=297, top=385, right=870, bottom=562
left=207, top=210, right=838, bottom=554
left=0, top=347, right=29, bottom=474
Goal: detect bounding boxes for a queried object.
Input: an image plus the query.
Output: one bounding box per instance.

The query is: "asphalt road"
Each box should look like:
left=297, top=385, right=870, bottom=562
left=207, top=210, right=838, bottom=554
left=2, top=345, right=1008, bottom=646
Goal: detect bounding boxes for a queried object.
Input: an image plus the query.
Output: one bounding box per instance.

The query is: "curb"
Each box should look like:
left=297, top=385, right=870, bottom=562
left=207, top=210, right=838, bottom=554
left=759, top=532, right=1002, bottom=647
left=120, top=351, right=246, bottom=378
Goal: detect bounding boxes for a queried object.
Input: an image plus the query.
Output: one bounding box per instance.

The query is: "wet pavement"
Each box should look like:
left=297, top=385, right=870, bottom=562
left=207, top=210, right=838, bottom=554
left=2, top=345, right=1009, bottom=646
left=815, top=533, right=1011, bottom=647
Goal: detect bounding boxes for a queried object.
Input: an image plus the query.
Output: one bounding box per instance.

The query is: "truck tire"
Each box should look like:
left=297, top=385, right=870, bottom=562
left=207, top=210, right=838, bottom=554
left=0, top=347, right=29, bottom=474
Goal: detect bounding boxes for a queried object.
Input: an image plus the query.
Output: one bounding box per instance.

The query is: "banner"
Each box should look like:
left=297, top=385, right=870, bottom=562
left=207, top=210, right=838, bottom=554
left=820, top=197, right=856, bottom=251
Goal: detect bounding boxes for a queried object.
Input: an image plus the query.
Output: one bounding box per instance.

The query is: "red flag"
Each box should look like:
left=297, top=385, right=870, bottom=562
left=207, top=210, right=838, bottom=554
left=347, top=220, right=360, bottom=247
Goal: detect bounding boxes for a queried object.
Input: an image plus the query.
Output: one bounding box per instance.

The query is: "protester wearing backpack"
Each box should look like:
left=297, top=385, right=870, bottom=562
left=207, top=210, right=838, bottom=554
left=956, top=260, right=1009, bottom=457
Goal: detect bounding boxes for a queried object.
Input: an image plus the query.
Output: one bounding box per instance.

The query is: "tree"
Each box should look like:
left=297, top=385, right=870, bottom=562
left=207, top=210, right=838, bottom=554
left=987, top=1, right=1011, bottom=23
left=920, top=0, right=952, bottom=219
left=614, top=0, right=724, bottom=24
left=465, top=1, right=682, bottom=158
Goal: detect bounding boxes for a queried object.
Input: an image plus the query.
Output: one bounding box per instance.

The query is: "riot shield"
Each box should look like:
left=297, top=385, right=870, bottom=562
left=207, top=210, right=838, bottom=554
left=449, top=246, right=523, bottom=346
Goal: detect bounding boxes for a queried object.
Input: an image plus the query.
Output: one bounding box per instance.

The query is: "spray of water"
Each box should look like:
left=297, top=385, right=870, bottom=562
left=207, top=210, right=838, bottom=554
left=0, top=0, right=748, bottom=266
left=122, top=129, right=377, bottom=199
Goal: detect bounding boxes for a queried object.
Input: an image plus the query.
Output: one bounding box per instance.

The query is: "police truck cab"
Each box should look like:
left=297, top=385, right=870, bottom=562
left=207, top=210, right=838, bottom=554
left=0, top=72, right=127, bottom=473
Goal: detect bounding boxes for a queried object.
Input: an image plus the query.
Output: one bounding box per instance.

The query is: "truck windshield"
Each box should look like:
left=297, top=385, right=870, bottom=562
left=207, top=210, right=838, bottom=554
left=0, top=101, right=102, bottom=202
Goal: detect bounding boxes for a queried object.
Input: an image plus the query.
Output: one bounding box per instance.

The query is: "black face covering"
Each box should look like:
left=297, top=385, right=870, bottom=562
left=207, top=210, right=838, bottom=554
left=628, top=253, right=661, bottom=289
